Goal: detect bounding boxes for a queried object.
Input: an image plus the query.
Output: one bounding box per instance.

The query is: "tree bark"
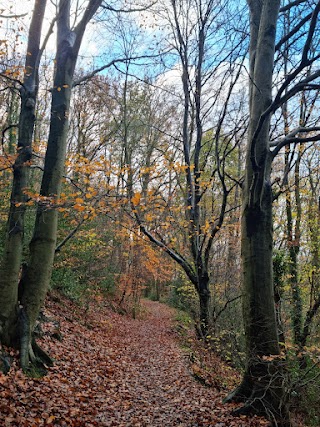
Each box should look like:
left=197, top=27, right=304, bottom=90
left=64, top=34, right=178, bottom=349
left=198, top=274, right=210, bottom=338
left=285, top=152, right=302, bottom=346
left=0, top=0, right=47, bottom=347
left=225, top=0, right=290, bottom=424
left=17, top=0, right=102, bottom=372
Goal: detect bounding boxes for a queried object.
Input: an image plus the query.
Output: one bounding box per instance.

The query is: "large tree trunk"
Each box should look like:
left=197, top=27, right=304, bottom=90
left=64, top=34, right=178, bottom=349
left=225, top=0, right=289, bottom=424
left=0, top=0, right=47, bottom=347
left=16, top=0, right=102, bottom=373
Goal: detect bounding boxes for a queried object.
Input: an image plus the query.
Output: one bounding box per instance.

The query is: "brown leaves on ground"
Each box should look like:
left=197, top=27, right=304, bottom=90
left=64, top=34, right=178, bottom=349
left=0, top=295, right=270, bottom=426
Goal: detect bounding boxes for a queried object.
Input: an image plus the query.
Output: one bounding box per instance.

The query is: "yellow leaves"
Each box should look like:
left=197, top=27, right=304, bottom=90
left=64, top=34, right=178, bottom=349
left=145, top=213, right=153, bottom=222
left=3, top=65, right=23, bottom=79
left=56, top=85, right=68, bottom=92
left=46, top=415, right=55, bottom=424
left=0, top=153, right=16, bottom=168
left=75, top=197, right=84, bottom=204
left=131, top=192, right=141, bottom=206
left=202, top=220, right=210, bottom=234
left=261, top=353, right=286, bottom=362
left=74, top=204, right=86, bottom=212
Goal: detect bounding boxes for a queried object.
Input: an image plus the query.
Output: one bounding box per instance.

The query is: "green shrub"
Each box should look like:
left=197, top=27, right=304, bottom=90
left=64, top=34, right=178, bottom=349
left=288, top=353, right=320, bottom=426
left=51, top=267, right=84, bottom=301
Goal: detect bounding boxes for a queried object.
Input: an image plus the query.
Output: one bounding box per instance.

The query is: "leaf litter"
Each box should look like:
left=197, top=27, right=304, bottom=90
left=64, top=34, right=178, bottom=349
left=0, top=294, right=270, bottom=426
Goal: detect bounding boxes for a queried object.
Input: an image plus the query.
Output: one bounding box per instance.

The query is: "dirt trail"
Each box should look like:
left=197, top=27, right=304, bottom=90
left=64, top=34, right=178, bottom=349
left=0, top=296, right=268, bottom=426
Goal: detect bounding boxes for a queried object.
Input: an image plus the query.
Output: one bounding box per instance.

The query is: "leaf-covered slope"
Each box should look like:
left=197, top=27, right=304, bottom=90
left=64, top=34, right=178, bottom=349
left=0, top=296, right=269, bottom=426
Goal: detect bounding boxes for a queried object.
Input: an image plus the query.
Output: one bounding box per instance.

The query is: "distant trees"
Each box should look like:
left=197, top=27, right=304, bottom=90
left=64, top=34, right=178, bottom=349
left=123, top=0, right=247, bottom=337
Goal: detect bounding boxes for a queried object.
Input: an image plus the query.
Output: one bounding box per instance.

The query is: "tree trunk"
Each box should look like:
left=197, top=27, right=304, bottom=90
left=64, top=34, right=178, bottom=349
left=0, top=0, right=47, bottom=347
left=17, top=0, right=102, bottom=372
left=285, top=145, right=302, bottom=346
left=198, top=274, right=210, bottom=338
left=225, top=0, right=289, bottom=424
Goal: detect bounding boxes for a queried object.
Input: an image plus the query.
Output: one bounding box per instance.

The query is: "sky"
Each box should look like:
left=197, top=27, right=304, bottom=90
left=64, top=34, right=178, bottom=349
left=0, top=0, right=250, bottom=133
left=1, top=1, right=110, bottom=68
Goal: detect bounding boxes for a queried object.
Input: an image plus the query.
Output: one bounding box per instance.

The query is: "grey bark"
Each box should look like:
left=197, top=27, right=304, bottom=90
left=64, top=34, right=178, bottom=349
left=17, top=0, right=102, bottom=371
left=225, top=0, right=290, bottom=424
left=0, top=0, right=47, bottom=346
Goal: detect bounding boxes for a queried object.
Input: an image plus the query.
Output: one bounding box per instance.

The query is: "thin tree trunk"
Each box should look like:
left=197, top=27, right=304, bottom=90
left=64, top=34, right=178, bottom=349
left=198, top=274, right=210, bottom=338
left=285, top=147, right=302, bottom=346
left=300, top=178, right=320, bottom=350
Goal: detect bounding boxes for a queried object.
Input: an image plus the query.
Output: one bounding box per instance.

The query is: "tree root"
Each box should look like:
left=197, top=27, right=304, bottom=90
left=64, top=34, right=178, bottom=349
left=225, top=365, right=291, bottom=426
left=223, top=375, right=253, bottom=403
left=230, top=388, right=291, bottom=427
left=226, top=386, right=291, bottom=426
left=0, top=351, right=11, bottom=374
left=19, top=306, right=53, bottom=376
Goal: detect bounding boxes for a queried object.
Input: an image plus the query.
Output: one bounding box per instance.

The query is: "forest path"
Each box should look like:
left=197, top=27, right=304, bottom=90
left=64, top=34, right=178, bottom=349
left=0, top=295, right=268, bottom=426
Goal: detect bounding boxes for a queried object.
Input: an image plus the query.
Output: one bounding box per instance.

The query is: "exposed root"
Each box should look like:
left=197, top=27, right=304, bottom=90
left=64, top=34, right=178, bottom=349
left=0, top=350, right=11, bottom=374
left=225, top=363, right=291, bottom=427
left=32, top=338, right=53, bottom=367
left=18, top=306, right=53, bottom=376
left=231, top=391, right=291, bottom=427
left=223, top=375, right=253, bottom=403
left=231, top=386, right=275, bottom=417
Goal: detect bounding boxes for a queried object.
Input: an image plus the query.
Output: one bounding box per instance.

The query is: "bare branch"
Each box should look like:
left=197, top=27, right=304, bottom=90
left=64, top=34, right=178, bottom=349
left=275, top=12, right=312, bottom=52
left=72, top=54, right=162, bottom=86
left=1, top=124, right=18, bottom=150
left=137, top=218, right=197, bottom=287
left=0, top=72, right=24, bottom=87
left=274, top=69, right=320, bottom=108
left=213, top=295, right=242, bottom=323
left=279, top=0, right=308, bottom=13
left=271, top=127, right=320, bottom=157
left=38, top=17, right=57, bottom=65
left=0, top=13, right=28, bottom=18
left=301, top=1, right=320, bottom=64
left=100, top=1, right=157, bottom=13
left=55, top=220, right=83, bottom=252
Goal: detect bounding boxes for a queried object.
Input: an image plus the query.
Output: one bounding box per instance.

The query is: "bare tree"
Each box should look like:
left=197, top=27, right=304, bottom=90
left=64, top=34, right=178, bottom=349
left=122, top=0, right=248, bottom=336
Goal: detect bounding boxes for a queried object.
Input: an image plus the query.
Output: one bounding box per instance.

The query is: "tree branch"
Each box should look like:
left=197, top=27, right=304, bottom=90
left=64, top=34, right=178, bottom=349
left=72, top=54, right=161, bottom=86
left=213, top=295, right=242, bottom=323
left=100, top=1, right=157, bottom=13
left=271, top=127, right=320, bottom=157
left=0, top=13, right=28, bottom=18
left=275, top=12, right=312, bottom=52
left=279, top=0, right=308, bottom=13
